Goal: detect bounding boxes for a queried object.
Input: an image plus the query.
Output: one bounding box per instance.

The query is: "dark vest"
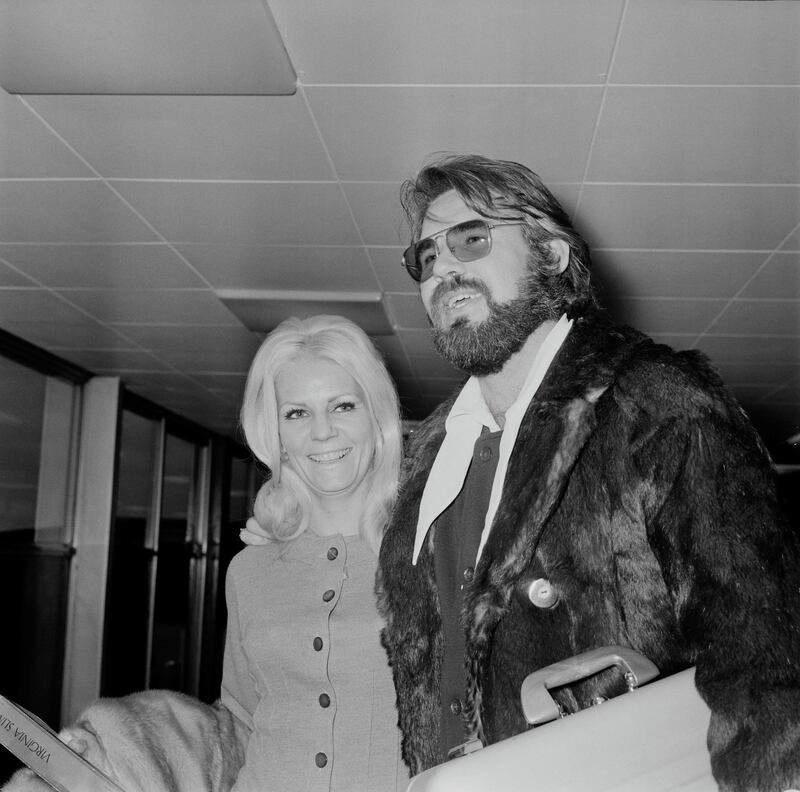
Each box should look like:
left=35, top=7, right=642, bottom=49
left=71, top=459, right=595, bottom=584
left=433, top=429, right=502, bottom=761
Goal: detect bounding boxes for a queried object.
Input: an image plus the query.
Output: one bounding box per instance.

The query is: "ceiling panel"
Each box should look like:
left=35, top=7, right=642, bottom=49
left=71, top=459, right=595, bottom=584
left=1, top=320, right=137, bottom=350
left=53, top=348, right=172, bottom=372
left=592, top=251, right=765, bottom=299
left=612, top=0, right=800, bottom=85
left=0, top=95, right=94, bottom=178
left=110, top=181, right=359, bottom=245
left=610, top=297, right=728, bottom=335
left=0, top=0, right=295, bottom=95
left=0, top=288, right=98, bottom=323
left=307, top=86, right=604, bottom=181
left=739, top=254, right=800, bottom=299
left=55, top=288, right=239, bottom=325
left=27, top=95, right=329, bottom=180
left=175, top=244, right=381, bottom=291
left=697, top=335, right=799, bottom=364
left=578, top=185, right=800, bottom=250
left=0, top=182, right=159, bottom=243
left=0, top=260, right=36, bottom=286
left=588, top=87, right=800, bottom=183
left=269, top=0, right=623, bottom=84
left=0, top=243, right=205, bottom=288
left=707, top=299, right=800, bottom=337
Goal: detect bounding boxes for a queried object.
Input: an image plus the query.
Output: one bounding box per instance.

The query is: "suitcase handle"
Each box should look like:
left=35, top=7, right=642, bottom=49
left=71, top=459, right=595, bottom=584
left=520, top=645, right=660, bottom=725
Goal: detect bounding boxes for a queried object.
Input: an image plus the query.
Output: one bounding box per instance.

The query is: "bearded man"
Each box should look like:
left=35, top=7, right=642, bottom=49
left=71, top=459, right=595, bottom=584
left=376, top=153, right=800, bottom=792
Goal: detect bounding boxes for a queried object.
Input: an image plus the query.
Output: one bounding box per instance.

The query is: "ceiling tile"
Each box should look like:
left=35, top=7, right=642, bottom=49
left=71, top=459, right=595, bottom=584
left=782, top=227, right=800, bottom=251
left=396, top=328, right=437, bottom=359
left=114, top=324, right=261, bottom=355
left=0, top=93, right=94, bottom=177
left=176, top=244, right=380, bottom=291
left=110, top=181, right=359, bottom=246
left=728, top=383, right=781, bottom=405
left=0, top=288, right=95, bottom=323
left=308, top=86, right=603, bottom=181
left=56, top=289, right=240, bottom=325
left=592, top=251, right=764, bottom=299
left=410, top=356, right=462, bottom=379
left=740, top=254, right=800, bottom=299
left=123, top=372, right=206, bottom=391
left=1, top=320, right=136, bottom=350
left=0, top=244, right=206, bottom=288
left=270, top=0, right=623, bottom=84
left=697, top=335, right=799, bottom=364
left=763, top=383, right=800, bottom=404
left=54, top=348, right=171, bottom=372
left=578, top=185, right=800, bottom=250
left=369, top=247, right=416, bottom=293
left=612, top=0, right=800, bottom=85
left=610, top=297, right=727, bottom=334
left=384, top=293, right=429, bottom=330
left=0, top=0, right=295, bottom=95
left=707, top=299, right=800, bottom=337
left=219, top=291, right=392, bottom=334
left=152, top=346, right=258, bottom=373
left=588, top=87, right=800, bottom=183
left=0, top=260, right=36, bottom=286
left=418, top=379, right=464, bottom=399
left=0, top=182, right=159, bottom=243
left=713, top=362, right=797, bottom=386
left=27, top=95, right=330, bottom=180
left=184, top=372, right=248, bottom=390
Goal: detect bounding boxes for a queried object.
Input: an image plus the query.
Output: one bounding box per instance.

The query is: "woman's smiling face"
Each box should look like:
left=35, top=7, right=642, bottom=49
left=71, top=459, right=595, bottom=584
left=275, top=354, right=376, bottom=499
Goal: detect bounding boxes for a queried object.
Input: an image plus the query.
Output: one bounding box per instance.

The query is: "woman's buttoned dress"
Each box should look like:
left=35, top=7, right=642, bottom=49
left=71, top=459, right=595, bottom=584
left=221, top=531, right=409, bottom=792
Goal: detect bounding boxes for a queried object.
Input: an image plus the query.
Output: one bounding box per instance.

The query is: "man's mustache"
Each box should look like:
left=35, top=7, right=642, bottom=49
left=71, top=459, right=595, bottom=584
left=430, top=274, right=491, bottom=311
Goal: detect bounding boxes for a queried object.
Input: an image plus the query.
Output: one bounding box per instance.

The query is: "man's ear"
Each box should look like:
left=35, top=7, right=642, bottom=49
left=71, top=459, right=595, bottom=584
left=548, top=239, right=570, bottom=274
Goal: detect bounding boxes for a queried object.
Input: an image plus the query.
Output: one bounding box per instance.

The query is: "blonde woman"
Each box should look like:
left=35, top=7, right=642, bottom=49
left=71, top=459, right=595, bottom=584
left=3, top=315, right=408, bottom=792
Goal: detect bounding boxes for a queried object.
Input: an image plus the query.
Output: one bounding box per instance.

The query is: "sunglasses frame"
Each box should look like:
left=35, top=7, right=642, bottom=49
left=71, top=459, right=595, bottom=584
left=401, top=219, right=526, bottom=283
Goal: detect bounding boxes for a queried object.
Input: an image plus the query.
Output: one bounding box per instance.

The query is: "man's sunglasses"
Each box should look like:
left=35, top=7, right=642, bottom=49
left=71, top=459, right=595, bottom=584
left=401, top=219, right=525, bottom=283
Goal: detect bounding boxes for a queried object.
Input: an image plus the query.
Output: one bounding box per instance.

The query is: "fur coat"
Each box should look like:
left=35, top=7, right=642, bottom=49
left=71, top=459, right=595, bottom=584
left=376, top=309, right=800, bottom=792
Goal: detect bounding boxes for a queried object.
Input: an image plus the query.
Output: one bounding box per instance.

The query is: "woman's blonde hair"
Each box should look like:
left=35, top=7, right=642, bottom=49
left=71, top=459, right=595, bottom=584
left=240, top=315, right=402, bottom=554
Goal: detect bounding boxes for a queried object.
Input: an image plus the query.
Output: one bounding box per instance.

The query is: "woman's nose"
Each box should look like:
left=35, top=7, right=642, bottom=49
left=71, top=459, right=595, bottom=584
left=310, top=412, right=336, bottom=440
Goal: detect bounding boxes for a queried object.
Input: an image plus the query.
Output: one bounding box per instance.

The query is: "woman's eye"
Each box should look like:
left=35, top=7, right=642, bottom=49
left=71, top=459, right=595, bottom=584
left=464, top=234, right=486, bottom=247
left=283, top=408, right=306, bottom=420
left=333, top=401, right=356, bottom=413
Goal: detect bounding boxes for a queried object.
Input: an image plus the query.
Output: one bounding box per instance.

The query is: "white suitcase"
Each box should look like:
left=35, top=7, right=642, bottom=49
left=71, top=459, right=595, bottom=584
left=406, top=649, right=715, bottom=792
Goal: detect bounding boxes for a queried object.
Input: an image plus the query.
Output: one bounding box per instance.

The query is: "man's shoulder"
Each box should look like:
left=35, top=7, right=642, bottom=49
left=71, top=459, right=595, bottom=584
left=613, top=337, right=731, bottom=420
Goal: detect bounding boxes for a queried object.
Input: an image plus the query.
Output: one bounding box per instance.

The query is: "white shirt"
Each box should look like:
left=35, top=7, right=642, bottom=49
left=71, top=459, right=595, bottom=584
left=412, top=314, right=573, bottom=565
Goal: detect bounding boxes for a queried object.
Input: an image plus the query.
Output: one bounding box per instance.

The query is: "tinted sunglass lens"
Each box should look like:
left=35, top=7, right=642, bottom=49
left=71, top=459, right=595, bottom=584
left=447, top=220, right=491, bottom=262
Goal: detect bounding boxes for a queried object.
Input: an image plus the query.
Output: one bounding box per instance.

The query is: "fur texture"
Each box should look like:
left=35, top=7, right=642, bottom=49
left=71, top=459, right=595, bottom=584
left=377, top=309, right=800, bottom=791
left=2, top=691, right=246, bottom=792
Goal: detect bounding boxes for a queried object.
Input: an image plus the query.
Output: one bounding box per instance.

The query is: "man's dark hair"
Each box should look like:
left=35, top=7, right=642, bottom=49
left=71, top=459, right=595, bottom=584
left=400, top=153, right=596, bottom=315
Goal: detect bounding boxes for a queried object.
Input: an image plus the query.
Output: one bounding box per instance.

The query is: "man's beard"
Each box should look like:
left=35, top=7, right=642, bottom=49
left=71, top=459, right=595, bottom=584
left=429, top=266, right=568, bottom=376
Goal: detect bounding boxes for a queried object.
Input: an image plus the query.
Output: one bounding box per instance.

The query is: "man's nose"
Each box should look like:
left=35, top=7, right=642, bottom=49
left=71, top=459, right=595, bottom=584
left=429, top=238, right=466, bottom=281
left=311, top=412, right=336, bottom=440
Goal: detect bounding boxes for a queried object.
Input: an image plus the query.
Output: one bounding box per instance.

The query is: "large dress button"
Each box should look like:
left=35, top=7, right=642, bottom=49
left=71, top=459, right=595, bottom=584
left=322, top=589, right=335, bottom=602
left=313, top=636, right=323, bottom=651
left=527, top=578, right=558, bottom=609
left=326, top=547, right=338, bottom=561
left=478, top=446, right=492, bottom=462
left=315, top=752, right=328, bottom=768
left=463, top=566, right=474, bottom=582
left=319, top=693, right=331, bottom=708
left=449, top=697, right=463, bottom=715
